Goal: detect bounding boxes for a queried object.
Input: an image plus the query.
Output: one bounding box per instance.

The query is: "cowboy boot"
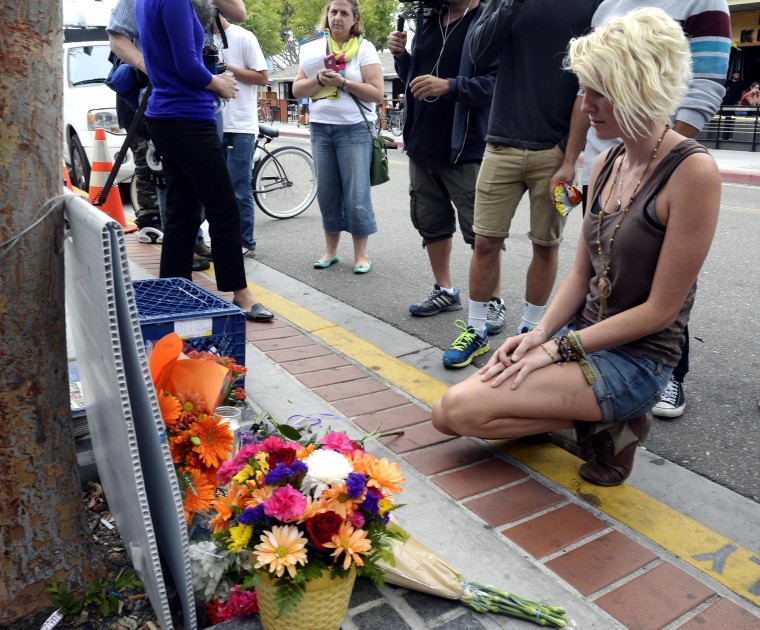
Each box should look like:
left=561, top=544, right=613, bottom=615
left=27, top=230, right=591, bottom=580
left=575, top=421, right=596, bottom=461
left=579, top=413, right=653, bottom=487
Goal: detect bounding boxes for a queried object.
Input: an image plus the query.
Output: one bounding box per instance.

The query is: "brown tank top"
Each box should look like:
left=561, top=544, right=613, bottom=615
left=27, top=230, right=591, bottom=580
left=572, top=138, right=710, bottom=367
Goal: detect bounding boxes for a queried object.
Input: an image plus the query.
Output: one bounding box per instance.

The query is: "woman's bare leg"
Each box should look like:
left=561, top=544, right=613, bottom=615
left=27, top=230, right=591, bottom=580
left=432, top=363, right=602, bottom=439
left=316, top=231, right=341, bottom=263
left=352, top=235, right=369, bottom=268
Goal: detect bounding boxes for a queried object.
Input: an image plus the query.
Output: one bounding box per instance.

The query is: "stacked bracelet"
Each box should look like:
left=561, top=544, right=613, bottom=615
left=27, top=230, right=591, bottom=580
left=316, top=74, right=325, bottom=87
left=552, top=332, right=597, bottom=385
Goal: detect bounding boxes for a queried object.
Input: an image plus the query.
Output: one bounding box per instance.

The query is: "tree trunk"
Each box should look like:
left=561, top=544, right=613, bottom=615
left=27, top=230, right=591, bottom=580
left=0, top=1, right=103, bottom=623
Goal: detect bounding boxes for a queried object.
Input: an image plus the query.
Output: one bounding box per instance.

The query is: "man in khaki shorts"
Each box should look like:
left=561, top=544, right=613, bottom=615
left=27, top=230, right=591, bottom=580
left=443, top=0, right=602, bottom=368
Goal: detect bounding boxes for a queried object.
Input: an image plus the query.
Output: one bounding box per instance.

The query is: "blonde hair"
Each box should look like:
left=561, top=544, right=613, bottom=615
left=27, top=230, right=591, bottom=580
left=565, top=7, right=692, bottom=138
left=319, top=0, right=365, bottom=37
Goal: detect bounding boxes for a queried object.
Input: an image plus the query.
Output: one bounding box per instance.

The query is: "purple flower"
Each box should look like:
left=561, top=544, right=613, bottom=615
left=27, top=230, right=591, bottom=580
left=238, top=504, right=265, bottom=525
left=359, top=491, right=379, bottom=516
left=263, top=463, right=292, bottom=485
left=346, top=472, right=366, bottom=499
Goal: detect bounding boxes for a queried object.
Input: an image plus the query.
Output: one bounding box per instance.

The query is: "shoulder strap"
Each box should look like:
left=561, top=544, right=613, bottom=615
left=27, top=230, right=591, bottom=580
left=637, top=139, right=709, bottom=203
left=215, top=11, right=228, bottom=49
left=350, top=93, right=374, bottom=135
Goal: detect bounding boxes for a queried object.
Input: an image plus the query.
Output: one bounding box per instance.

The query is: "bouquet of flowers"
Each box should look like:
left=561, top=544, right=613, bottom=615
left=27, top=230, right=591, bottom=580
left=205, top=421, right=407, bottom=617
left=184, top=349, right=248, bottom=407
left=149, top=333, right=240, bottom=524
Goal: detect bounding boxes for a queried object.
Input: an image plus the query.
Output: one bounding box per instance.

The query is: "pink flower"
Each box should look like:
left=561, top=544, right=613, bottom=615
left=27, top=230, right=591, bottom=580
left=217, top=444, right=262, bottom=485
left=263, top=485, right=307, bottom=521
left=321, top=432, right=358, bottom=455
left=348, top=510, right=365, bottom=529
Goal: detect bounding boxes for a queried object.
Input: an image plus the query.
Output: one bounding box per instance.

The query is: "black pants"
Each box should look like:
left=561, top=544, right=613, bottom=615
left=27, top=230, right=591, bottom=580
left=145, top=118, right=245, bottom=292
left=581, top=184, right=689, bottom=382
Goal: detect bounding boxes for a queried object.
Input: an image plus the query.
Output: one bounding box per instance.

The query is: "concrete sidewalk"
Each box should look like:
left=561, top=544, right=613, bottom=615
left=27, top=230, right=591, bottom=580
left=265, top=120, right=760, bottom=186
left=124, top=237, right=760, bottom=630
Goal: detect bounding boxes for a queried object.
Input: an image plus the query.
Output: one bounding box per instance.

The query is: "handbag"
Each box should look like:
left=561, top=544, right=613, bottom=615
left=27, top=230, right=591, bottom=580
left=351, top=95, right=390, bottom=186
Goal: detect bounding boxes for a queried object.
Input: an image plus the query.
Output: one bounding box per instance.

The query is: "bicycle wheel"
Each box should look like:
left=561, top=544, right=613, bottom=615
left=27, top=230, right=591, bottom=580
left=252, top=146, right=317, bottom=219
left=390, top=112, right=403, bottom=137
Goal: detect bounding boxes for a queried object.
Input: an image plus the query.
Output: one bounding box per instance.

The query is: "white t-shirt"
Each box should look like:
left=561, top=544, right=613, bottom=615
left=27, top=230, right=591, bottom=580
left=299, top=36, right=380, bottom=125
left=214, top=24, right=267, bottom=135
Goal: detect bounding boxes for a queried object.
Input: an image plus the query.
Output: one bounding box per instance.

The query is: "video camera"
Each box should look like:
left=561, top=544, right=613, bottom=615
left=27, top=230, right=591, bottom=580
left=202, top=42, right=227, bottom=75
left=397, top=0, right=448, bottom=46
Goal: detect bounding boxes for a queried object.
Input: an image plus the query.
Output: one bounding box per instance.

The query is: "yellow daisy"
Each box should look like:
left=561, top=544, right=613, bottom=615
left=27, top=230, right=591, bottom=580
left=365, top=457, right=405, bottom=495
left=252, top=525, right=309, bottom=578
left=323, top=521, right=372, bottom=570
left=227, top=523, right=254, bottom=553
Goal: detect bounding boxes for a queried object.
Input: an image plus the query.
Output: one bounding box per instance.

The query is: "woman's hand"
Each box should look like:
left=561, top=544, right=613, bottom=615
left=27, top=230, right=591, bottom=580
left=319, top=69, right=348, bottom=89
left=479, top=329, right=553, bottom=388
left=209, top=72, right=239, bottom=100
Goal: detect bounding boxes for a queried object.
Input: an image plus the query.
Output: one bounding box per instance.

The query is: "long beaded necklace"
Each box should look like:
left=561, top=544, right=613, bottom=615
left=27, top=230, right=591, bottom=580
left=595, top=125, right=669, bottom=319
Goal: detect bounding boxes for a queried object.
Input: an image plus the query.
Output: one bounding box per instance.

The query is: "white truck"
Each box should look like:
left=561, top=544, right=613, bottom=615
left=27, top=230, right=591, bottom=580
left=63, top=0, right=134, bottom=191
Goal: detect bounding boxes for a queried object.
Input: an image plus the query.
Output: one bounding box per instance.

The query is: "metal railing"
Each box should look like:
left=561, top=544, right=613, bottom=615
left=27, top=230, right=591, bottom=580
left=697, top=106, right=760, bottom=151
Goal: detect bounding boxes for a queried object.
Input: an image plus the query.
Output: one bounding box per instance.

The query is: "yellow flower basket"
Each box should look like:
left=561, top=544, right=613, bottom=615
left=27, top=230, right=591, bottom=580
left=255, top=569, right=357, bottom=630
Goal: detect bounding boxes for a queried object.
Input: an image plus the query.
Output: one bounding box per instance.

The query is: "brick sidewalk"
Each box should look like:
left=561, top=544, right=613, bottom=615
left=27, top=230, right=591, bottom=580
left=125, top=236, right=760, bottom=629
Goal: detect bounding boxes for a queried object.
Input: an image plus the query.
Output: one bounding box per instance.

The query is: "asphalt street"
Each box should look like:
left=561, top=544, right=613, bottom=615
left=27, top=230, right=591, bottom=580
left=245, top=135, right=760, bottom=504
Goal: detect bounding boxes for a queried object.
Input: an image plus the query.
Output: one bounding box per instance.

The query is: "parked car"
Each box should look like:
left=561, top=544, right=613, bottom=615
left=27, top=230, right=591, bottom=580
left=63, top=4, right=134, bottom=191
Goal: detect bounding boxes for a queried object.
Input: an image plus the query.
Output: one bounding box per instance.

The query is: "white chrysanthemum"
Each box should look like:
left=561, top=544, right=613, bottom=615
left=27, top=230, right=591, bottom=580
left=301, top=449, right=353, bottom=497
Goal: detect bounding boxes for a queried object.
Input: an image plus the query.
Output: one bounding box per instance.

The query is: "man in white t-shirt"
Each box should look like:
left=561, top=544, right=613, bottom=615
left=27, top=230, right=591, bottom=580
left=214, top=16, right=268, bottom=257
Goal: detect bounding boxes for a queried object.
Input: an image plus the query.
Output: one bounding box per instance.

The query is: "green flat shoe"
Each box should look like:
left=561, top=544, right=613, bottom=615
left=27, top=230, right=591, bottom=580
left=353, top=260, right=372, bottom=274
left=313, top=255, right=339, bottom=269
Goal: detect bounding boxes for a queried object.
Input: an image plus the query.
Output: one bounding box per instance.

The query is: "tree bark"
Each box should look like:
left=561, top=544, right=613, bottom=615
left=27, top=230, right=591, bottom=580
left=0, top=1, right=103, bottom=623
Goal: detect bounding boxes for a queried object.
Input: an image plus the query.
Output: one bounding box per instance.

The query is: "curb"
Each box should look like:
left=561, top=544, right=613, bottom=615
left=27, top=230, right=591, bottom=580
left=720, top=169, right=760, bottom=186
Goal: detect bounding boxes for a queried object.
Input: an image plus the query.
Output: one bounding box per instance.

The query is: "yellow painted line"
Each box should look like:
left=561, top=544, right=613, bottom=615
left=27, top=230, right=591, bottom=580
left=496, top=441, right=760, bottom=606
left=203, top=269, right=760, bottom=605
left=242, top=280, right=447, bottom=408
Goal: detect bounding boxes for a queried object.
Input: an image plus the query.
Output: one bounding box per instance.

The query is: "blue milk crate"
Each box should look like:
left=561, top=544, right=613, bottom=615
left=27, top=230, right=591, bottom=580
left=132, top=278, right=247, bottom=382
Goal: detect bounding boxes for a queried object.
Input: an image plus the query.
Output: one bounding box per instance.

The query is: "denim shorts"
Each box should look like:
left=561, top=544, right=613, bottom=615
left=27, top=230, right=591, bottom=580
left=586, top=348, right=672, bottom=422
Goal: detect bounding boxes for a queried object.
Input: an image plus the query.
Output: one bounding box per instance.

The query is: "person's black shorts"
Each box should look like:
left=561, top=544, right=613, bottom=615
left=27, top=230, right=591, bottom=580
left=300, top=103, right=310, bottom=115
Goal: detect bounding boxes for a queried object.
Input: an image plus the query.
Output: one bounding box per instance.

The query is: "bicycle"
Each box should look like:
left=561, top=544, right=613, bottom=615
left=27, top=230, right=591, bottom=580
left=251, top=123, right=317, bottom=219
left=258, top=102, right=274, bottom=124
left=385, top=108, right=404, bottom=137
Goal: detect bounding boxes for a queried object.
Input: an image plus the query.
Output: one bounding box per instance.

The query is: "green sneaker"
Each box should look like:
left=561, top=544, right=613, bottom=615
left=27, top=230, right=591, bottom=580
left=443, top=320, right=490, bottom=368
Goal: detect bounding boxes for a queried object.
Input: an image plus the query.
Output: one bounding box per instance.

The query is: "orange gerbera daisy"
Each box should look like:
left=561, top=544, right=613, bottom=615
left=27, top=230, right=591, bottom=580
left=157, top=390, right=181, bottom=430
left=180, top=467, right=216, bottom=524
left=209, top=484, right=247, bottom=533
left=365, top=457, right=405, bottom=495
left=323, top=521, right=372, bottom=570
left=175, top=392, right=208, bottom=430
left=320, top=484, right=361, bottom=519
left=189, top=414, right=234, bottom=468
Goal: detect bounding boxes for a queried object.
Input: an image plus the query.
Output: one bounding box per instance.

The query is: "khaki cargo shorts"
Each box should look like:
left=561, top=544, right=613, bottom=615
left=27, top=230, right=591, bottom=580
left=473, top=143, right=567, bottom=246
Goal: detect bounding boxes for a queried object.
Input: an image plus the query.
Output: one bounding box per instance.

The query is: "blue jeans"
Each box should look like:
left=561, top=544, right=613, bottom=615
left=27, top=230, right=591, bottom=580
left=224, top=132, right=256, bottom=250
left=310, top=122, right=377, bottom=237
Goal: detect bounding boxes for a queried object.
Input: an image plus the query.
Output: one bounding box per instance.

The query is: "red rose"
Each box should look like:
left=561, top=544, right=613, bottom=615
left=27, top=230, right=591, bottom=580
left=267, top=447, right=296, bottom=468
left=305, top=512, right=344, bottom=551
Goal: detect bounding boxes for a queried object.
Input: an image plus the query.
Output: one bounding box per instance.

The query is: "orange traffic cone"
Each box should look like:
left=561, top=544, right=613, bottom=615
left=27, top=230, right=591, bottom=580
left=63, top=160, right=73, bottom=191
left=88, top=127, right=135, bottom=232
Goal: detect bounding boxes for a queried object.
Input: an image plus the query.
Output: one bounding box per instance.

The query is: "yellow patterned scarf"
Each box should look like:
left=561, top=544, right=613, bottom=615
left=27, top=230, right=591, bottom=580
left=312, top=34, right=363, bottom=101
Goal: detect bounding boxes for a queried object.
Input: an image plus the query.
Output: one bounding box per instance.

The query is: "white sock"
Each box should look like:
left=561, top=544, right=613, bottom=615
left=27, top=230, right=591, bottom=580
left=518, top=301, right=545, bottom=334
left=468, top=300, right=490, bottom=335
left=439, top=286, right=456, bottom=294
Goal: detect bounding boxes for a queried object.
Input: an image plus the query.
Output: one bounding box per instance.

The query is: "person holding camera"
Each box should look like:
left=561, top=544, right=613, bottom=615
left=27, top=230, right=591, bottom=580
left=433, top=8, right=721, bottom=487
left=108, top=0, right=244, bottom=271
left=136, top=0, right=274, bottom=321
left=387, top=0, right=496, bottom=322
left=292, top=0, right=384, bottom=274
